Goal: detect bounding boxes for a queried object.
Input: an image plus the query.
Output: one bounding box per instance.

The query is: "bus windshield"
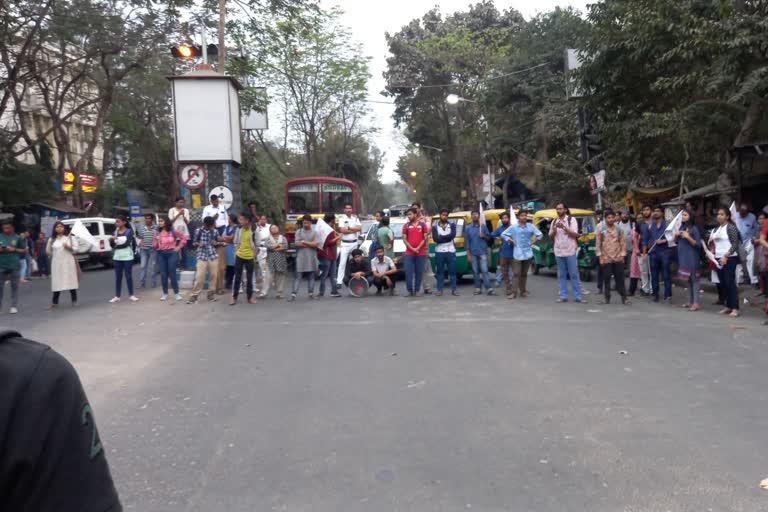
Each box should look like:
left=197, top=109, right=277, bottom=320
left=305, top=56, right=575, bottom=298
left=322, top=183, right=353, bottom=213
left=287, top=183, right=319, bottom=214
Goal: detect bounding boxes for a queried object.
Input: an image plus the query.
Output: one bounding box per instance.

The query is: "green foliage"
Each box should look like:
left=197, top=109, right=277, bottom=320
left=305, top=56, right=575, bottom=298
left=0, top=158, right=55, bottom=206
left=240, top=141, right=286, bottom=222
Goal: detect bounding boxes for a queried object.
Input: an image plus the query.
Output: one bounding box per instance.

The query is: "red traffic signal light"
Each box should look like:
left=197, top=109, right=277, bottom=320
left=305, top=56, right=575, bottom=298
left=171, top=43, right=219, bottom=59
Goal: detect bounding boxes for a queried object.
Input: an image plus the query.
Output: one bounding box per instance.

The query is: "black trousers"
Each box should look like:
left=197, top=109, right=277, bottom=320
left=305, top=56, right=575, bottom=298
left=373, top=275, right=396, bottom=291
left=232, top=257, right=254, bottom=300
left=52, top=289, right=77, bottom=305
left=601, top=261, right=627, bottom=302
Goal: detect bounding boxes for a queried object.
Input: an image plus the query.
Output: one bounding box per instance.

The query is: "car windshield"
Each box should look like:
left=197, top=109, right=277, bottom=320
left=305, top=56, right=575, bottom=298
left=287, top=183, right=319, bottom=214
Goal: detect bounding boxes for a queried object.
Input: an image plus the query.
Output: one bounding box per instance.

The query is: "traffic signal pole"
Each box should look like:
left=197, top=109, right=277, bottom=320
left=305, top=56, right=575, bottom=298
left=218, top=0, right=226, bottom=72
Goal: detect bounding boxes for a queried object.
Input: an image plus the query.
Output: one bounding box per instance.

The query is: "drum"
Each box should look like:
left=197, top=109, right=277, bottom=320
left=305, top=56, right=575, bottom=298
left=347, top=276, right=370, bottom=298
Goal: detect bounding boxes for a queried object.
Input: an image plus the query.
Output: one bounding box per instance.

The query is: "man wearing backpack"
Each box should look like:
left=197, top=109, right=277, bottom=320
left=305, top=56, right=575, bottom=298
left=596, top=208, right=629, bottom=305
left=550, top=202, right=583, bottom=303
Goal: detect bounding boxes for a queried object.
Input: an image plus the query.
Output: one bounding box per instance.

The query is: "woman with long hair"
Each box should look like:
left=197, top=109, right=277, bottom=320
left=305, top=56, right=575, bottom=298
left=709, top=206, right=741, bottom=317
left=153, top=216, right=186, bottom=301
left=675, top=208, right=702, bottom=311
left=47, top=221, right=79, bottom=309
left=109, top=215, right=138, bottom=303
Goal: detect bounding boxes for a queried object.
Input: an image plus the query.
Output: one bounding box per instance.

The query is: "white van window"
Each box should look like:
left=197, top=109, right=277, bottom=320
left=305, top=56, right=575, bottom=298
left=103, top=223, right=116, bottom=236
left=82, top=222, right=100, bottom=236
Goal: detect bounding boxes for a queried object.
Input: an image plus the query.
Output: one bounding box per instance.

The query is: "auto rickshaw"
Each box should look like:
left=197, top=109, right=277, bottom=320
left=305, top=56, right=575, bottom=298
left=531, top=208, right=597, bottom=282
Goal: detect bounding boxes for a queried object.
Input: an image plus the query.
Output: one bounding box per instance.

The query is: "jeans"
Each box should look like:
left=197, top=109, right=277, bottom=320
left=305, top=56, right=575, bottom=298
left=292, top=270, right=316, bottom=296
left=0, top=269, right=20, bottom=308
left=225, top=265, right=235, bottom=289
left=470, top=253, right=491, bottom=291
left=601, top=261, right=627, bottom=302
left=403, top=254, right=425, bottom=293
left=19, top=258, right=28, bottom=279
left=495, top=261, right=514, bottom=285
left=52, top=289, right=77, bottom=305
left=556, top=255, right=582, bottom=300
left=157, top=250, right=180, bottom=295
left=373, top=275, right=396, bottom=291
left=434, top=252, right=457, bottom=292
left=639, top=254, right=651, bottom=294
left=716, top=255, right=740, bottom=310
left=233, top=257, right=255, bottom=300
left=687, top=274, right=700, bottom=306
left=113, top=259, right=134, bottom=297
left=318, top=257, right=339, bottom=295
left=37, top=252, right=50, bottom=276
left=649, top=250, right=672, bottom=299
left=139, top=248, right=158, bottom=286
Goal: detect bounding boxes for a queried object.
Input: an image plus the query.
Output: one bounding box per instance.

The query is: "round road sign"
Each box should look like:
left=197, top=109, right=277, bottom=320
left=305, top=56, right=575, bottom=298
left=209, top=185, right=234, bottom=210
left=179, top=165, right=206, bottom=190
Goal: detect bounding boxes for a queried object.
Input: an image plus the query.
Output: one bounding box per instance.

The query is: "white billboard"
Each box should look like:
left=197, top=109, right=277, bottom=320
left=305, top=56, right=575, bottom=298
left=171, top=76, right=242, bottom=164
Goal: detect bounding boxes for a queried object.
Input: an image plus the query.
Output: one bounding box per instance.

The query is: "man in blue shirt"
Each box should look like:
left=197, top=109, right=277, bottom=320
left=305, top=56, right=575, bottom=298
left=641, top=205, right=672, bottom=302
left=465, top=210, right=495, bottom=296
left=737, top=202, right=758, bottom=285
left=490, top=211, right=515, bottom=296
left=501, top=210, right=543, bottom=298
left=490, top=212, right=514, bottom=290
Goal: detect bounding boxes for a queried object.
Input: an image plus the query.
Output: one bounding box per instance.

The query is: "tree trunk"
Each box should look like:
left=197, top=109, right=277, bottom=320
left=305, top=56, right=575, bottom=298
left=733, top=97, right=767, bottom=148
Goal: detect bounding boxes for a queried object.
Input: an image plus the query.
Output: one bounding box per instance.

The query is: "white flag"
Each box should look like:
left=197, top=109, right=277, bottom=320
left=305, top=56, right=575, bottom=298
left=314, top=217, right=335, bottom=246
left=664, top=210, right=683, bottom=247
left=509, top=205, right=518, bottom=226
left=70, top=219, right=96, bottom=250
left=729, top=201, right=743, bottom=236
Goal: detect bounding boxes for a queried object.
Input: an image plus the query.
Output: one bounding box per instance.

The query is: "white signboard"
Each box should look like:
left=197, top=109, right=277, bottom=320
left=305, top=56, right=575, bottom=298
left=171, top=77, right=242, bottom=164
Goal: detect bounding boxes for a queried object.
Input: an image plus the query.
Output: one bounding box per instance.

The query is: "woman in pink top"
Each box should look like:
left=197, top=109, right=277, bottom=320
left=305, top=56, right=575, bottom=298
left=152, top=217, right=187, bottom=300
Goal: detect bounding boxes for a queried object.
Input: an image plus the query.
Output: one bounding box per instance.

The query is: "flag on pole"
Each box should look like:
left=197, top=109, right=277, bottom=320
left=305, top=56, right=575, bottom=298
left=70, top=219, right=96, bottom=250
left=478, top=201, right=485, bottom=227
left=509, top=205, right=518, bottom=226
left=729, top=201, right=743, bottom=234
left=664, top=209, right=683, bottom=247
left=314, top=217, right=335, bottom=247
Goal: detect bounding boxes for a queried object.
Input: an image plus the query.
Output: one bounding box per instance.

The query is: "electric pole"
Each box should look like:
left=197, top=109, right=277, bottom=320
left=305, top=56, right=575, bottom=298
left=218, top=0, right=226, bottom=72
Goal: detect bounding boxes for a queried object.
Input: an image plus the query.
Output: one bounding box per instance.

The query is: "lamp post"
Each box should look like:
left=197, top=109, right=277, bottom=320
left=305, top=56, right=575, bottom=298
left=445, top=94, right=492, bottom=207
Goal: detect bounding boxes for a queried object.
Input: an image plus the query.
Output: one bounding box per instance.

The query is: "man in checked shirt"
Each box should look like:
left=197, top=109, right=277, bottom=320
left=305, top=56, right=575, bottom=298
left=187, top=216, right=221, bottom=304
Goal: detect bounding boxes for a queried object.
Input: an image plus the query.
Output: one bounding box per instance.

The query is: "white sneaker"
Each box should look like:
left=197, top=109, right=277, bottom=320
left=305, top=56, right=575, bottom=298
left=160, top=294, right=168, bottom=301
left=9, top=307, right=18, bottom=314
left=109, top=297, right=121, bottom=303
left=129, top=296, right=139, bottom=302
left=175, top=293, right=183, bottom=301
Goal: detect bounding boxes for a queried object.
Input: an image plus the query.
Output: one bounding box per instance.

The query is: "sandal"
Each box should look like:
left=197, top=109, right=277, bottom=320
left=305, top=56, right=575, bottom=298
left=681, top=304, right=690, bottom=308
left=729, top=310, right=740, bottom=318
left=718, top=308, right=731, bottom=315
left=688, top=305, right=699, bottom=312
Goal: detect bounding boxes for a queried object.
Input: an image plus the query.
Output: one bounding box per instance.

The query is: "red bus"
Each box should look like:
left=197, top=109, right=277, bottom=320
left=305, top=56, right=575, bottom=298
left=284, top=177, right=359, bottom=248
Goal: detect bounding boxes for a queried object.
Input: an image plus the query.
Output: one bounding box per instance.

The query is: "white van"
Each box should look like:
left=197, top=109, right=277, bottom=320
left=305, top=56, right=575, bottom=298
left=61, top=217, right=116, bottom=267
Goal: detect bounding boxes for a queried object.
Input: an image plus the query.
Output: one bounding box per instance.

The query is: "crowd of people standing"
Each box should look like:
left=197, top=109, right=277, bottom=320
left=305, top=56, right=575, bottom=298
left=1, top=195, right=766, bottom=326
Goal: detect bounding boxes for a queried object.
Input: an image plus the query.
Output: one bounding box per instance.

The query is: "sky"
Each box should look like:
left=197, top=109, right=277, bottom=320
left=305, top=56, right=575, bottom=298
left=321, top=0, right=591, bottom=183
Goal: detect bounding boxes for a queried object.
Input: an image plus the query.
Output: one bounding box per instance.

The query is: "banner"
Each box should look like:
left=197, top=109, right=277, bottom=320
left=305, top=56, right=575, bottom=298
left=62, top=170, right=97, bottom=192
left=664, top=210, right=683, bottom=247
left=589, top=170, right=606, bottom=196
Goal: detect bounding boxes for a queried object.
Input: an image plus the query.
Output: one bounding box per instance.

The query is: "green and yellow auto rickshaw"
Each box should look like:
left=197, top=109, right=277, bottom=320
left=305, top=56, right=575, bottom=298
left=531, top=208, right=598, bottom=281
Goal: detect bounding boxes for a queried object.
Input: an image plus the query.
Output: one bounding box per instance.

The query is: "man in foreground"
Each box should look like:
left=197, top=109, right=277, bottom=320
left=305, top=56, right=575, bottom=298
left=595, top=208, right=629, bottom=305
left=370, top=246, right=398, bottom=295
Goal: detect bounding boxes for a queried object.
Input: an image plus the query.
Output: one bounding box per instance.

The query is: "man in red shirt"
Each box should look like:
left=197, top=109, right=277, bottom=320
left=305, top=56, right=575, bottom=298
left=402, top=207, right=429, bottom=297
left=759, top=213, right=768, bottom=324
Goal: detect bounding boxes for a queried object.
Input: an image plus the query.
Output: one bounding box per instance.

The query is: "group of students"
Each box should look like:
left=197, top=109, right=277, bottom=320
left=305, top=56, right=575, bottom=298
left=589, top=202, right=768, bottom=319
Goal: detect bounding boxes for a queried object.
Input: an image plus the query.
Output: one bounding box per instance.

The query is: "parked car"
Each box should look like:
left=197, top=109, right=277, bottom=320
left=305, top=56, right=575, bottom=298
left=61, top=217, right=116, bottom=268
left=360, top=217, right=408, bottom=265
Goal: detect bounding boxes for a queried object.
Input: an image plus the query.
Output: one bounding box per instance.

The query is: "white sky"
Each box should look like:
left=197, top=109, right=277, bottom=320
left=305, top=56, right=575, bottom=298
left=321, top=0, right=590, bottom=182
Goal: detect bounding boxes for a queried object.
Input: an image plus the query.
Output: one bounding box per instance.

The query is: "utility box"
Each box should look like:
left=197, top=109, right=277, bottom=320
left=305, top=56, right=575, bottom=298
left=168, top=66, right=243, bottom=164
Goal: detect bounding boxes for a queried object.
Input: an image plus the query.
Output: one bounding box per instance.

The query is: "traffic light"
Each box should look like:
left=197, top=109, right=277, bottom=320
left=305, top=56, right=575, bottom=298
left=171, top=43, right=218, bottom=59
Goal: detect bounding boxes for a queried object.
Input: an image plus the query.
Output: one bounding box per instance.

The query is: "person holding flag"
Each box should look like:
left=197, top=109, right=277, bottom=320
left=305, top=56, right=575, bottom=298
left=501, top=210, right=543, bottom=299
left=642, top=205, right=672, bottom=303
left=710, top=206, right=742, bottom=317
left=490, top=210, right=515, bottom=293
left=465, top=209, right=495, bottom=296
left=316, top=213, right=341, bottom=298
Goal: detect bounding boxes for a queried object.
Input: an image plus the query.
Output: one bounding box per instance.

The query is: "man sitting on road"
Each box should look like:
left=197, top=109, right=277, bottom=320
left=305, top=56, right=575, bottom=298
left=370, top=246, right=398, bottom=296
left=343, top=249, right=373, bottom=296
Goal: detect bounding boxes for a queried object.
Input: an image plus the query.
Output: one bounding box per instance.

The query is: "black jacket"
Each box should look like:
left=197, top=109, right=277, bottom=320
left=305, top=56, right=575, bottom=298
left=431, top=221, right=457, bottom=244
left=344, top=258, right=372, bottom=281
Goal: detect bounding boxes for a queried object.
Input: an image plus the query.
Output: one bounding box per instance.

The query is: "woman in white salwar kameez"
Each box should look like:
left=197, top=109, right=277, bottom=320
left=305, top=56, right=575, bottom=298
left=47, top=221, right=80, bottom=309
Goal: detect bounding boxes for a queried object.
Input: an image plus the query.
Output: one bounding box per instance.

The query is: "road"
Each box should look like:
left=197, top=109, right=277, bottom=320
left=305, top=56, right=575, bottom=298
left=2, top=267, right=768, bottom=511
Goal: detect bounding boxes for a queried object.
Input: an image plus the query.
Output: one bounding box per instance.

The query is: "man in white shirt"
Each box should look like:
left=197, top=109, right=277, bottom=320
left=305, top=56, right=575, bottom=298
left=255, top=214, right=272, bottom=297
left=202, top=194, right=229, bottom=294
left=370, top=246, right=398, bottom=295
left=335, top=203, right=361, bottom=287
left=168, top=197, right=190, bottom=269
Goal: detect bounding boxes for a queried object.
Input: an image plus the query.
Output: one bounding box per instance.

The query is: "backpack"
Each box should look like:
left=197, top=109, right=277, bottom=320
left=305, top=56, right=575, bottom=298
left=369, top=225, right=380, bottom=255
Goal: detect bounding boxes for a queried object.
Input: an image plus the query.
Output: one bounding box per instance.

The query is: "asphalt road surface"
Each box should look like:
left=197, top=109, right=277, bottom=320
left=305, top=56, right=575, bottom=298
left=2, top=267, right=768, bottom=511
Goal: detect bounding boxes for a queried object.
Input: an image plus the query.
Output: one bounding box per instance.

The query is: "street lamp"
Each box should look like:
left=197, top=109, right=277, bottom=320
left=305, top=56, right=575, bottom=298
left=410, top=171, right=418, bottom=178
left=445, top=94, right=476, bottom=105
left=415, top=142, right=443, bottom=153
